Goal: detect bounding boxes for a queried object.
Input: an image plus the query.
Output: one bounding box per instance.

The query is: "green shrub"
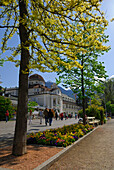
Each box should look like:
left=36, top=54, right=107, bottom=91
left=98, top=107, right=105, bottom=124
left=95, top=111, right=101, bottom=120
left=86, top=104, right=99, bottom=117
left=78, top=109, right=83, bottom=118
left=78, top=104, right=104, bottom=122
left=110, top=104, right=114, bottom=115
left=0, top=96, right=14, bottom=120
left=28, top=101, right=38, bottom=112
left=104, top=117, right=107, bottom=124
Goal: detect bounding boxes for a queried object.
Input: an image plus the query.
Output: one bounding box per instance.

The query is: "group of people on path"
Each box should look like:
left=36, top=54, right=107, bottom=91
left=43, top=108, right=54, bottom=126
left=29, top=108, right=55, bottom=126
left=28, top=108, right=77, bottom=126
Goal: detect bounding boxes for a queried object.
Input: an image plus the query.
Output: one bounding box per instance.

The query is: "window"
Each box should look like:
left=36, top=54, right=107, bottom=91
left=53, top=99, right=56, bottom=106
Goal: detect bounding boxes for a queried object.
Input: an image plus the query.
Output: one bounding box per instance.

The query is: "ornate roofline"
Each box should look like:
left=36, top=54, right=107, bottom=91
left=29, top=74, right=45, bottom=82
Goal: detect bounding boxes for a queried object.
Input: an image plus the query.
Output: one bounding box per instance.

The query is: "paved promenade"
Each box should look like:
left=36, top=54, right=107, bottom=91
left=0, top=119, right=114, bottom=170
left=0, top=118, right=78, bottom=148
left=48, top=119, right=114, bottom=170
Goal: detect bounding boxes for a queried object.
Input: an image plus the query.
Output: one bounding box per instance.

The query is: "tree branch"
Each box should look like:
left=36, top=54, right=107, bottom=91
left=0, top=25, right=19, bottom=28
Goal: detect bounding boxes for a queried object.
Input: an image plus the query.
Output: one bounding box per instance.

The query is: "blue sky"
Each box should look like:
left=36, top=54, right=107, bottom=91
left=0, top=0, right=114, bottom=88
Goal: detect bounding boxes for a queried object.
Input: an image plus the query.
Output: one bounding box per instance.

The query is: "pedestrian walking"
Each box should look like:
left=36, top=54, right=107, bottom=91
left=75, top=113, right=77, bottom=119
left=78, top=114, right=80, bottom=119
left=60, top=112, right=64, bottom=120
left=29, top=110, right=32, bottom=125
left=64, top=112, right=67, bottom=120
left=39, top=109, right=43, bottom=124
left=48, top=109, right=53, bottom=126
left=43, top=108, right=49, bottom=126
left=55, top=110, right=58, bottom=120
left=5, top=110, right=9, bottom=122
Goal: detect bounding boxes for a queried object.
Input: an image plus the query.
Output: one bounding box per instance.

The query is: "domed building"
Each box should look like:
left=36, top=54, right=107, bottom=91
left=29, top=74, right=45, bottom=87
left=28, top=74, right=63, bottom=112
left=5, top=74, right=79, bottom=115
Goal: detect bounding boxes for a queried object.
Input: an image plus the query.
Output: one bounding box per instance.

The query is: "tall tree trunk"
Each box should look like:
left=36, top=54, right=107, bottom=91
left=12, top=0, right=29, bottom=156
left=81, top=55, right=86, bottom=125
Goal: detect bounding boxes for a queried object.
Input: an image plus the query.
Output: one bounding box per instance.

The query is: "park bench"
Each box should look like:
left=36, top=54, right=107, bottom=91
left=87, top=117, right=100, bottom=126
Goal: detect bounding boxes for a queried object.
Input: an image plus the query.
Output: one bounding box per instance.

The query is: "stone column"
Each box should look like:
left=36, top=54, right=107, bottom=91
left=43, top=95, right=46, bottom=107
left=60, top=97, right=63, bottom=113
left=55, top=98, right=58, bottom=109
left=51, top=96, right=53, bottom=109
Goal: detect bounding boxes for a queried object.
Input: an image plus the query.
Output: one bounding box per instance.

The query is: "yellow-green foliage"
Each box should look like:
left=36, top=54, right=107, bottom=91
left=87, top=104, right=99, bottom=117
left=98, top=106, right=104, bottom=121
left=78, top=109, right=83, bottom=118
left=91, top=95, right=102, bottom=106
left=0, top=0, right=109, bottom=72
left=79, top=104, right=105, bottom=122
left=111, top=18, right=114, bottom=22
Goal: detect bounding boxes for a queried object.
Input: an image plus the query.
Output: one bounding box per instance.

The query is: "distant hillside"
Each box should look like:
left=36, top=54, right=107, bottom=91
left=45, top=81, right=53, bottom=89
left=45, top=82, right=75, bottom=100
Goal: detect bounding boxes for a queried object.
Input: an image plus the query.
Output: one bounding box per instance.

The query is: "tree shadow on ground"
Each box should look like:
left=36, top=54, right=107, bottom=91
left=29, top=125, right=46, bottom=127
left=27, top=129, right=40, bottom=132
left=0, top=145, right=41, bottom=167
left=0, top=133, right=14, bottom=148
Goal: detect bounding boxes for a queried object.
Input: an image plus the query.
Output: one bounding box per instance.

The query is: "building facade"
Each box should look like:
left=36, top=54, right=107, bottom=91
left=5, top=74, right=80, bottom=115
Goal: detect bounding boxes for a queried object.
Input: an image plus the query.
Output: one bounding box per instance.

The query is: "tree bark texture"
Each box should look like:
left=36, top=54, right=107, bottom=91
left=12, top=0, right=30, bottom=156
left=81, top=55, right=86, bottom=125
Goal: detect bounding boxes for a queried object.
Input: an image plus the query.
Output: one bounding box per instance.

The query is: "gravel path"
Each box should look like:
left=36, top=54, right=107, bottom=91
left=48, top=119, right=114, bottom=170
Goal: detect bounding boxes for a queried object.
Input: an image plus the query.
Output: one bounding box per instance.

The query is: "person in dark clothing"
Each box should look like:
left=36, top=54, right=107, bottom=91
left=55, top=110, right=58, bottom=120
left=48, top=109, right=53, bottom=126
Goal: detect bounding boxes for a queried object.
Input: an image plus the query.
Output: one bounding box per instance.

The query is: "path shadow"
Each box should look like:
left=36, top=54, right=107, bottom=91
left=28, top=129, right=40, bottom=132
left=29, top=125, right=46, bottom=127
left=0, top=133, right=14, bottom=148
left=0, top=146, right=24, bottom=168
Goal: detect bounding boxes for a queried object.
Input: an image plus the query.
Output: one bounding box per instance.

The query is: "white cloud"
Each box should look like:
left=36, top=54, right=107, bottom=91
left=109, top=75, right=114, bottom=79
left=94, top=76, right=105, bottom=81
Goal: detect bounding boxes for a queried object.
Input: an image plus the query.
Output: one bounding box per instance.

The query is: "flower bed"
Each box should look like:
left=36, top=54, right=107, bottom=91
left=27, top=124, right=94, bottom=147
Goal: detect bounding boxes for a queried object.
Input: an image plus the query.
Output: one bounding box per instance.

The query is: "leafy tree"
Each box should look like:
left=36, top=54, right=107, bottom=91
left=111, top=18, right=114, bottom=22
left=56, top=50, right=109, bottom=124
left=0, top=58, right=4, bottom=66
left=98, top=106, right=104, bottom=124
left=106, top=101, right=114, bottom=117
left=0, top=96, right=14, bottom=120
left=0, top=0, right=109, bottom=155
left=90, top=94, right=102, bottom=106
left=55, top=12, right=110, bottom=124
left=86, top=104, right=99, bottom=117
left=104, top=79, right=114, bottom=104
left=28, top=101, right=38, bottom=112
left=79, top=98, right=105, bottom=123
left=0, top=86, right=4, bottom=95
left=98, top=78, right=114, bottom=113
left=87, top=95, right=103, bottom=120
left=110, top=104, right=114, bottom=116
left=106, top=101, right=112, bottom=113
